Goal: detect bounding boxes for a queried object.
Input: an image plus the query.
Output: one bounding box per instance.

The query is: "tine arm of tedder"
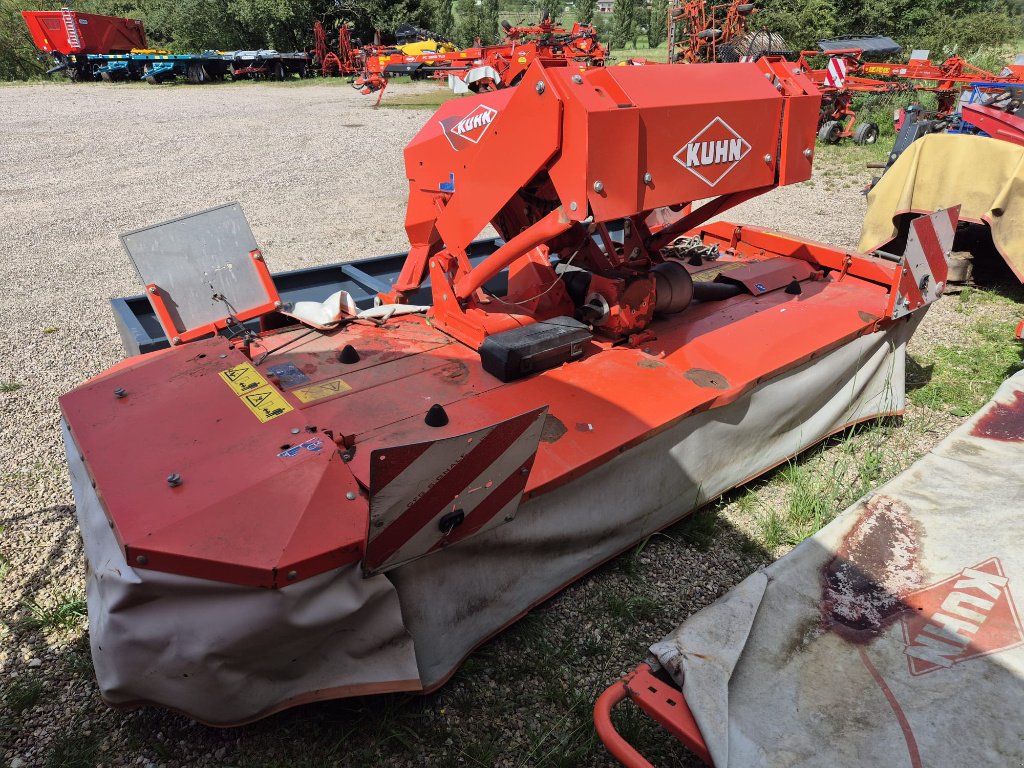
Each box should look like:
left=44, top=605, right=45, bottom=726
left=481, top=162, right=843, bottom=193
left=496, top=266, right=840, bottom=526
left=595, top=663, right=713, bottom=767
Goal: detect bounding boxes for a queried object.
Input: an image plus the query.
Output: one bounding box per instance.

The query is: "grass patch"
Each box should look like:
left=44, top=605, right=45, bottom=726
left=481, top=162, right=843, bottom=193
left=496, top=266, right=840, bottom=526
left=4, top=678, right=44, bottom=714
left=22, top=593, right=87, bottom=632
left=606, top=592, right=662, bottom=625
left=1, top=381, right=22, bottom=393
left=910, top=318, right=1023, bottom=416
left=45, top=731, right=101, bottom=768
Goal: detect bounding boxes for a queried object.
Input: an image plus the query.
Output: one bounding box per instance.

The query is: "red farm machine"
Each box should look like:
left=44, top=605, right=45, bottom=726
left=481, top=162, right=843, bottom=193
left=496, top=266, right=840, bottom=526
left=667, top=0, right=759, bottom=64
left=796, top=40, right=1024, bottom=145
left=21, top=6, right=147, bottom=80
left=350, top=12, right=606, bottom=101
left=60, top=58, right=956, bottom=726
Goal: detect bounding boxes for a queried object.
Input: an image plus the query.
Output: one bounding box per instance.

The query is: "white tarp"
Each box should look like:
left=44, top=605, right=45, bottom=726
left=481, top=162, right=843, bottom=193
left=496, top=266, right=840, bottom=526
left=651, top=371, right=1024, bottom=767
left=67, top=318, right=919, bottom=725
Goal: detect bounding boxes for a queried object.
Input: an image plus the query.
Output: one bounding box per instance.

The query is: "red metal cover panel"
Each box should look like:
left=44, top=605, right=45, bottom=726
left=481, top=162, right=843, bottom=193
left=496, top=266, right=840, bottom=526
left=59, top=336, right=365, bottom=588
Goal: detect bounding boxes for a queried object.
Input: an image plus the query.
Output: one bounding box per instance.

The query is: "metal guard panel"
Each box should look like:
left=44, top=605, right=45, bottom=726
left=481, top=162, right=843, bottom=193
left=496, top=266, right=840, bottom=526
left=58, top=336, right=366, bottom=588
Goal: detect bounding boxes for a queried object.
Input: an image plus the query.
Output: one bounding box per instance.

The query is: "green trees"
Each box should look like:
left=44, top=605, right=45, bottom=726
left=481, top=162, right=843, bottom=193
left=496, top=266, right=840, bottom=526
left=647, top=0, right=668, bottom=47
left=610, top=0, right=637, bottom=48
left=576, top=0, right=596, bottom=26
left=2, top=0, right=1021, bottom=81
left=1, top=0, right=45, bottom=80
left=753, top=0, right=1021, bottom=54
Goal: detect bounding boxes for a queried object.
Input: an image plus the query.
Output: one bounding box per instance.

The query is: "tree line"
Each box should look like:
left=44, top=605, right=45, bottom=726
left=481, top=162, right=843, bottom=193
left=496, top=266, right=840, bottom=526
left=2, top=0, right=1021, bottom=80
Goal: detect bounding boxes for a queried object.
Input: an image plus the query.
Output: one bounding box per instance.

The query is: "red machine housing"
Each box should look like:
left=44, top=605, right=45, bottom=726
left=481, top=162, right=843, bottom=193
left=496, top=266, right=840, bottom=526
left=389, top=57, right=820, bottom=348
left=22, top=9, right=146, bottom=55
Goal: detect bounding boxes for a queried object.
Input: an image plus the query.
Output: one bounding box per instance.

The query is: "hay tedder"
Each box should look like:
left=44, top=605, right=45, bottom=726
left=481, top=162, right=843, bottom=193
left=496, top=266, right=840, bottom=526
left=61, top=58, right=956, bottom=725
left=352, top=13, right=605, bottom=101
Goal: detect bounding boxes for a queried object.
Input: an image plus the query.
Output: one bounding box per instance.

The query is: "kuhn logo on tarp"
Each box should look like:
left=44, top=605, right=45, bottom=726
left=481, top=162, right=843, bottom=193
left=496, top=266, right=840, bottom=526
left=900, top=558, right=1023, bottom=675
left=674, top=117, right=751, bottom=187
left=440, top=105, right=498, bottom=151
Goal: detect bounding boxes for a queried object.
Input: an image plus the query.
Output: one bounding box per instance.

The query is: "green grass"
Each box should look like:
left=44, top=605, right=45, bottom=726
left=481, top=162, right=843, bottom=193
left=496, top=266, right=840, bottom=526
left=910, top=316, right=1024, bottom=416
left=1, top=381, right=22, bottom=393
left=22, top=593, right=88, bottom=632
left=45, top=731, right=101, bottom=768
left=0, top=678, right=45, bottom=749
left=3, top=678, right=44, bottom=715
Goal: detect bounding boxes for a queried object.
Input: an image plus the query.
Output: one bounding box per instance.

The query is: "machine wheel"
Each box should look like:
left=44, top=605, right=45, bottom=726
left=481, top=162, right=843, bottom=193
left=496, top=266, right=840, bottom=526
left=99, top=71, right=112, bottom=82
left=273, top=61, right=285, bottom=81
left=852, top=122, right=880, bottom=145
left=187, top=63, right=208, bottom=84
left=818, top=120, right=843, bottom=144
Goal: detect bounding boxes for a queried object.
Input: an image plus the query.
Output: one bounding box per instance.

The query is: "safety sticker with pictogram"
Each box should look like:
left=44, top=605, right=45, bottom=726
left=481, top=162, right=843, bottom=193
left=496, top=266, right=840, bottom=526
left=292, top=377, right=352, bottom=404
left=218, top=364, right=268, bottom=395
left=218, top=363, right=293, bottom=423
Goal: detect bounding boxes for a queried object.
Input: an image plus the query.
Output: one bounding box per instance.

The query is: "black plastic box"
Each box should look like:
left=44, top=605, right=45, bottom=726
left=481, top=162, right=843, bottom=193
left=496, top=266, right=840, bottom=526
left=479, top=317, right=591, bottom=382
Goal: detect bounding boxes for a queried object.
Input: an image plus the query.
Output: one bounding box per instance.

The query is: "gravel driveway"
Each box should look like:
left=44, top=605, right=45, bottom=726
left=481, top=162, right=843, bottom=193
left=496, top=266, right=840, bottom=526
left=0, top=80, right=1012, bottom=768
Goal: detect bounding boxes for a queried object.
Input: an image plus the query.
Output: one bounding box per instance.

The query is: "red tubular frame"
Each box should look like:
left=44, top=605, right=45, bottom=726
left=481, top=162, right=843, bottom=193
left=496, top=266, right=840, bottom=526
left=595, top=663, right=713, bottom=767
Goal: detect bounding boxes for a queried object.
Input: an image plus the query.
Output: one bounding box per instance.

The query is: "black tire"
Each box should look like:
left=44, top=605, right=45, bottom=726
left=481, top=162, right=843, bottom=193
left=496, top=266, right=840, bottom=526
left=273, top=61, right=285, bottom=81
left=818, top=120, right=843, bottom=144
left=187, top=62, right=208, bottom=84
left=737, top=3, right=755, bottom=14
left=852, top=122, right=880, bottom=145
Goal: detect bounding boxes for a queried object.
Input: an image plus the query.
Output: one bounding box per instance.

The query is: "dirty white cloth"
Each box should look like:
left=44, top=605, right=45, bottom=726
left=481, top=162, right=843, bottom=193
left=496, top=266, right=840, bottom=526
left=651, top=371, right=1024, bottom=767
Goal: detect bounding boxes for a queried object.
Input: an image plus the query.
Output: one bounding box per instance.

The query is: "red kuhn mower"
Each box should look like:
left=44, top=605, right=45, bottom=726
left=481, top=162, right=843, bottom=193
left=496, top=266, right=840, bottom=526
left=60, top=58, right=955, bottom=725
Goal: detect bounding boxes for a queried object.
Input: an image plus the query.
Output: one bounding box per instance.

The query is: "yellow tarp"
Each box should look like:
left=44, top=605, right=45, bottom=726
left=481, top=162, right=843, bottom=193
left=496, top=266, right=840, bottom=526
left=858, top=133, right=1024, bottom=281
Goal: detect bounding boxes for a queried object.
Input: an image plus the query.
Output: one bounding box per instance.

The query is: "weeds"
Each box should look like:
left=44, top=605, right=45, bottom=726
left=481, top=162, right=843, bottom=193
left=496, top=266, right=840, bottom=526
left=45, top=731, right=101, bottom=768
left=22, top=593, right=87, bottom=632
left=1, top=381, right=22, bottom=393
left=4, top=678, right=44, bottom=714
left=910, top=318, right=1023, bottom=415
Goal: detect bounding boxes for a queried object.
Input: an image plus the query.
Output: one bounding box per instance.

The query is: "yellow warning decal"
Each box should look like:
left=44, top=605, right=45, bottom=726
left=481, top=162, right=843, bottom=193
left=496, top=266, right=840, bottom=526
left=219, top=364, right=268, bottom=395
left=292, top=377, right=352, bottom=403
left=219, top=364, right=293, bottom=423
left=691, top=260, right=754, bottom=283
left=239, top=385, right=294, bottom=423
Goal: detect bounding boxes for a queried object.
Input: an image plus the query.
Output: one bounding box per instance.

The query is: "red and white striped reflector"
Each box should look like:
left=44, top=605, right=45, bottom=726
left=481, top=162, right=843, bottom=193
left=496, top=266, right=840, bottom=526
left=824, top=57, right=848, bottom=89
left=739, top=55, right=755, bottom=63
left=887, top=206, right=959, bottom=320
left=363, top=406, right=548, bottom=575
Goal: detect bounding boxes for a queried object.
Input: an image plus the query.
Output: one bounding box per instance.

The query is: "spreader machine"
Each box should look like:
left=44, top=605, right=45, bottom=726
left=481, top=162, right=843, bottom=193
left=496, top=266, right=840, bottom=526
left=60, top=58, right=955, bottom=725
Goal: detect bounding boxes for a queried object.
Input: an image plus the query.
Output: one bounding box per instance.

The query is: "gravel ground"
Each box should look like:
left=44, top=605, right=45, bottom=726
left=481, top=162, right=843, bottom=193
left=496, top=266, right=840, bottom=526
left=0, top=80, right=1020, bottom=768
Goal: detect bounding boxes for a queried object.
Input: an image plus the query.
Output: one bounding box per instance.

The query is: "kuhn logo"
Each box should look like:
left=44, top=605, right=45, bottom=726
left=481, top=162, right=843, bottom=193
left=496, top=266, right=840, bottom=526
left=674, top=117, right=751, bottom=187
left=900, top=558, right=1023, bottom=675
left=440, top=105, right=498, bottom=151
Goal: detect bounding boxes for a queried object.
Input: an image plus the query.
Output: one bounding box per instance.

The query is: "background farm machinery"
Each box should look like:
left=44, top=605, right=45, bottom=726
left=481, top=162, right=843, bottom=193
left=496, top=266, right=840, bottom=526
left=350, top=12, right=607, bottom=99
left=799, top=41, right=1024, bottom=145
left=21, top=7, right=147, bottom=81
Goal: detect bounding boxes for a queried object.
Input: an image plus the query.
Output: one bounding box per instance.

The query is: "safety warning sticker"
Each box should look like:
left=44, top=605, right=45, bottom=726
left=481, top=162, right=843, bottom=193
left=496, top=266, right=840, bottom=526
left=219, top=364, right=268, bottom=395
left=292, top=377, right=352, bottom=404
left=219, top=363, right=293, bottom=423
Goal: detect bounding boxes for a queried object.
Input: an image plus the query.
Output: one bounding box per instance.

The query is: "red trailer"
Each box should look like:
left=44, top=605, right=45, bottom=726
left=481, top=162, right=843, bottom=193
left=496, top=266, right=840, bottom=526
left=21, top=8, right=147, bottom=80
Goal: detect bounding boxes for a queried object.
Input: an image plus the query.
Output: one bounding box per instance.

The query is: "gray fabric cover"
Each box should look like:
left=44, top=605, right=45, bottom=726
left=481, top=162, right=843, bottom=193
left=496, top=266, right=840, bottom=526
left=652, top=371, right=1024, bottom=767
